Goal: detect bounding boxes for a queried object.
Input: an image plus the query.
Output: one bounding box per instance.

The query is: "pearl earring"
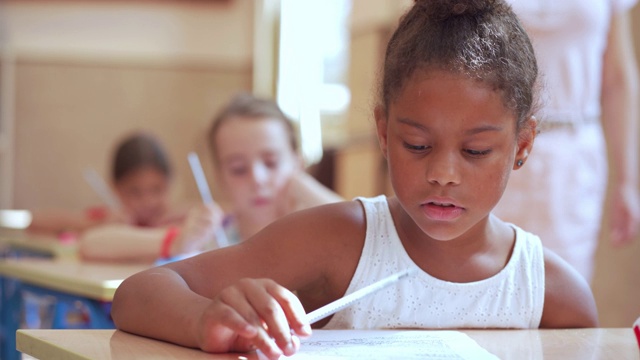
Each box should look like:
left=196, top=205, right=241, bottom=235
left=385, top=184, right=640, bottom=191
left=516, top=159, right=524, bottom=167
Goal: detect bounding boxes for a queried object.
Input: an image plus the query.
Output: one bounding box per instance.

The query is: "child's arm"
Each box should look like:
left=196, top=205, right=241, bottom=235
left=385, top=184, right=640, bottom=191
left=539, top=249, right=598, bottom=328
left=115, top=266, right=311, bottom=358
left=111, top=201, right=364, bottom=359
left=79, top=225, right=169, bottom=263
left=27, top=208, right=125, bottom=236
left=79, top=204, right=222, bottom=263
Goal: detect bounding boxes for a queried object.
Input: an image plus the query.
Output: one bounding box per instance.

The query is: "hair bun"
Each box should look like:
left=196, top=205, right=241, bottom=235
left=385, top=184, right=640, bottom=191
left=414, top=0, right=497, bottom=18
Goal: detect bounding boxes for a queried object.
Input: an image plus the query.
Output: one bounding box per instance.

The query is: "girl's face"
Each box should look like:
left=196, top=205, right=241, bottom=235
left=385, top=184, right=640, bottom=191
left=215, top=116, right=301, bottom=223
left=376, top=69, right=534, bottom=243
left=114, top=166, right=170, bottom=226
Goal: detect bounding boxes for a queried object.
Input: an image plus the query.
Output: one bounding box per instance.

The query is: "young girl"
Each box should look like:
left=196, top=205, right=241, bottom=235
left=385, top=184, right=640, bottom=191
left=208, top=92, right=344, bottom=245
left=112, top=1, right=597, bottom=358
left=28, top=131, right=186, bottom=235
left=27, top=131, right=208, bottom=262
left=79, top=132, right=220, bottom=262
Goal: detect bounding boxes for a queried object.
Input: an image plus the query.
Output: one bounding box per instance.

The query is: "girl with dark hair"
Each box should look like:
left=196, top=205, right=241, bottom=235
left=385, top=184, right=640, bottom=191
left=28, top=131, right=181, bottom=235
left=28, top=131, right=212, bottom=263
left=112, top=1, right=597, bottom=357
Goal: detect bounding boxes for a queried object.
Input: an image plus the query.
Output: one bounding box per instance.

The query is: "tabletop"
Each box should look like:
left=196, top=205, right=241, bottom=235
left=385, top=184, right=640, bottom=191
left=0, top=258, right=147, bottom=301
left=0, top=230, right=78, bottom=259
left=15, top=328, right=640, bottom=360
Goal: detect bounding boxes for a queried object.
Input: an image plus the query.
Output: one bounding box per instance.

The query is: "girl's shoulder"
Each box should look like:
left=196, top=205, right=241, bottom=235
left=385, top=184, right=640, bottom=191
left=272, top=199, right=367, bottom=247
left=171, top=200, right=368, bottom=299
left=539, top=248, right=598, bottom=328
left=248, top=199, right=367, bottom=281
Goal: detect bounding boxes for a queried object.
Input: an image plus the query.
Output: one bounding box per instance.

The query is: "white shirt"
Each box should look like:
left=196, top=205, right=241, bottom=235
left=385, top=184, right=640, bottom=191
left=324, top=196, right=545, bottom=330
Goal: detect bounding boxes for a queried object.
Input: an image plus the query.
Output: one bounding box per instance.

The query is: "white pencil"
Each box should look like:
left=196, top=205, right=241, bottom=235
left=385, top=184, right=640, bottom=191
left=83, top=168, right=121, bottom=211
left=187, top=152, right=229, bottom=248
left=305, top=268, right=415, bottom=325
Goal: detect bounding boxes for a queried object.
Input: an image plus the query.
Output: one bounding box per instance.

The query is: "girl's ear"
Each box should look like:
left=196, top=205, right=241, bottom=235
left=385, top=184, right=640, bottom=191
left=513, top=116, right=537, bottom=170
left=374, top=105, right=389, bottom=159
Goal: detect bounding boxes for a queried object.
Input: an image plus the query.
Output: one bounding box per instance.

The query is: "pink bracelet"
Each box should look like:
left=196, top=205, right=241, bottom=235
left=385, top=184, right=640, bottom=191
left=159, top=227, right=180, bottom=259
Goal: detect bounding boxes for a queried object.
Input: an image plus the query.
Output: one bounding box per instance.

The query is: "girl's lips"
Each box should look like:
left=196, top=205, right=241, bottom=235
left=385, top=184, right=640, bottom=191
left=421, top=202, right=464, bottom=221
left=253, top=197, right=271, bottom=206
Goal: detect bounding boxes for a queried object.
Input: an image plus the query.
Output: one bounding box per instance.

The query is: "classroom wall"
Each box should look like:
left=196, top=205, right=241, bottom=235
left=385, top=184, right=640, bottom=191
left=333, top=0, right=406, bottom=199
left=3, top=0, right=254, bottom=211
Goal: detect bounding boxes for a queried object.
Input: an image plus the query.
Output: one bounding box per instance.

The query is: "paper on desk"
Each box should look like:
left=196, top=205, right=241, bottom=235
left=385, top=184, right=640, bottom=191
left=292, top=330, right=498, bottom=359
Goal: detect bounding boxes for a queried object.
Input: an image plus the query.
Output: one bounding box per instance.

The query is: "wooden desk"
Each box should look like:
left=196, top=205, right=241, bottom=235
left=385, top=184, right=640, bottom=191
left=15, top=328, right=640, bottom=360
left=0, top=231, right=77, bottom=259
left=0, top=259, right=147, bottom=360
left=0, top=259, right=146, bottom=301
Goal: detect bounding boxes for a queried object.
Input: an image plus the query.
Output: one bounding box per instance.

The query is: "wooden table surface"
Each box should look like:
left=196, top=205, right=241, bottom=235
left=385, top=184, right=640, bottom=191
left=0, top=231, right=78, bottom=259
left=16, top=328, right=640, bottom=360
left=0, top=258, right=147, bottom=301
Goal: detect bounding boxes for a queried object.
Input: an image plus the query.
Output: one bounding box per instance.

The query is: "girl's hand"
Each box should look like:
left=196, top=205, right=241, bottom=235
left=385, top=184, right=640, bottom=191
left=196, top=278, right=312, bottom=359
left=609, top=182, right=640, bottom=246
left=171, top=204, right=224, bottom=256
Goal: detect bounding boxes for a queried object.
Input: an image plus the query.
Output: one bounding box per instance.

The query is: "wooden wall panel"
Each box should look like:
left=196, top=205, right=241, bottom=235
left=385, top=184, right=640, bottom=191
left=13, top=60, right=251, bottom=211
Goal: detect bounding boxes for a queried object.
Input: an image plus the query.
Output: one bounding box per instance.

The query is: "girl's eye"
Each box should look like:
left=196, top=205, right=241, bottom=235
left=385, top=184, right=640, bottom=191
left=403, top=142, right=430, bottom=152
left=264, top=159, right=279, bottom=169
left=464, top=149, right=492, bottom=157
left=229, top=166, right=248, bottom=176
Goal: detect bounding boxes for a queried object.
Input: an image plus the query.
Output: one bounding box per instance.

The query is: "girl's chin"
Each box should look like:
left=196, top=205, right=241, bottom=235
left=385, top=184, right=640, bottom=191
left=246, top=209, right=279, bottom=223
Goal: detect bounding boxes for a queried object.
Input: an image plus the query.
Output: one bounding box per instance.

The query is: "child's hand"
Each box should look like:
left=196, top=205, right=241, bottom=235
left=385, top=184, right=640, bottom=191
left=171, top=204, right=224, bottom=256
left=195, top=278, right=311, bottom=359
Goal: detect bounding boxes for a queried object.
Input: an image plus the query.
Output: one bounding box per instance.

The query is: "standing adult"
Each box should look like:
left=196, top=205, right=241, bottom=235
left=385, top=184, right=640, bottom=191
left=495, top=0, right=640, bottom=282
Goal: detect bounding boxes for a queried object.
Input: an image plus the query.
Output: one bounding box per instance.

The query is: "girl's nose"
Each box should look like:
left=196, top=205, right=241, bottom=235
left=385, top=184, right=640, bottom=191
left=250, top=163, right=269, bottom=186
left=141, top=192, right=161, bottom=210
left=426, top=151, right=461, bottom=186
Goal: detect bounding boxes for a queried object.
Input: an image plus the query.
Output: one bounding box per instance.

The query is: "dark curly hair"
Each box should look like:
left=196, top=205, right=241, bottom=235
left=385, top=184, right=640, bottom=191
left=379, top=0, right=539, bottom=129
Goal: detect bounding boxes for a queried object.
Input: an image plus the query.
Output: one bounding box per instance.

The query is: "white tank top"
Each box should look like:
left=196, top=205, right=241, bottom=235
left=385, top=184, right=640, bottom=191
left=323, top=196, right=545, bottom=329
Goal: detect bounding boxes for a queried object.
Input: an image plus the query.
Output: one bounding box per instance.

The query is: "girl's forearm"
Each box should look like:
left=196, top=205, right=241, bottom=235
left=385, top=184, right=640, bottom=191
left=111, top=266, right=212, bottom=348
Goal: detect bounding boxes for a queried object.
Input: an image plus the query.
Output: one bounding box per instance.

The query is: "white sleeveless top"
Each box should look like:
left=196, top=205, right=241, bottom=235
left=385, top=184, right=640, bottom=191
left=323, top=196, right=545, bottom=329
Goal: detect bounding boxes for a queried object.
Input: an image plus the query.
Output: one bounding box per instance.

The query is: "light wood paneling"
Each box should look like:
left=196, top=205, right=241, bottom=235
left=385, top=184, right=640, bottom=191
left=13, top=60, right=251, bottom=211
